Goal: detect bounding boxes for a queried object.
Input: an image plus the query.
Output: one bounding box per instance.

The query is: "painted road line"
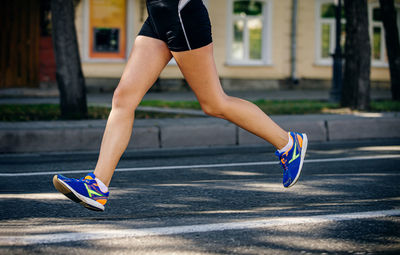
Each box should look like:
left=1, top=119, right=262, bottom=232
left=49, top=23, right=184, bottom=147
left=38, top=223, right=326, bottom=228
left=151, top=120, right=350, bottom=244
left=1, top=209, right=399, bottom=246
left=0, top=154, right=399, bottom=177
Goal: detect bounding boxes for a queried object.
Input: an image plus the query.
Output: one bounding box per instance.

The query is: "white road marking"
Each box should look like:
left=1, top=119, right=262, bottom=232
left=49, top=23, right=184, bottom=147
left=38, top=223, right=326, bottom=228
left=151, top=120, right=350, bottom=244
left=1, top=209, right=399, bottom=246
left=0, top=193, right=65, bottom=200
left=0, top=154, right=399, bottom=177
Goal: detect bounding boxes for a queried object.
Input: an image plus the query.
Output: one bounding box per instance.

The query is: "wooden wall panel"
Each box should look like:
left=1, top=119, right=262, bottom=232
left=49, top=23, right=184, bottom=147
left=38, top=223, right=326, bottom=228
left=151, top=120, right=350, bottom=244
left=0, top=0, right=7, bottom=87
left=0, top=0, right=40, bottom=88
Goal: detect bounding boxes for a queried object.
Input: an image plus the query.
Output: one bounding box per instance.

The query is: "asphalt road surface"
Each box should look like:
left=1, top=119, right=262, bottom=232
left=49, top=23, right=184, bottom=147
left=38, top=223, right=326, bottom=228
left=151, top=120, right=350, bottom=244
left=0, top=139, right=399, bottom=254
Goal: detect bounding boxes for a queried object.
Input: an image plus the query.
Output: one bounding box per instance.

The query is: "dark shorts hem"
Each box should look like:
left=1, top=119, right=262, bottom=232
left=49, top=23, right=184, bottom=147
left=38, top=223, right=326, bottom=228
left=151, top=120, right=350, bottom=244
left=138, top=0, right=213, bottom=52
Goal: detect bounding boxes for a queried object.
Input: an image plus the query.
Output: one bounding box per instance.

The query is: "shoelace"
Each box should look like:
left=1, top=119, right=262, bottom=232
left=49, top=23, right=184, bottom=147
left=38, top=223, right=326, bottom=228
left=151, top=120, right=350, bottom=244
left=79, top=177, right=92, bottom=183
left=279, top=155, right=289, bottom=171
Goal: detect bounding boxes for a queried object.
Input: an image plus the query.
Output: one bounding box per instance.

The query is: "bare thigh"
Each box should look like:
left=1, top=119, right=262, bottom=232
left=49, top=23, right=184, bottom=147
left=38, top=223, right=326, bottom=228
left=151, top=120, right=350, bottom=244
left=113, top=36, right=172, bottom=109
left=171, top=43, right=226, bottom=108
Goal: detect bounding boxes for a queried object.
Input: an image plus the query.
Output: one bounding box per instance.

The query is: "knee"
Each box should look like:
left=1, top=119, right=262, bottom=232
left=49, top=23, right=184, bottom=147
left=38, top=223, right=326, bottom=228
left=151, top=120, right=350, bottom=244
left=200, top=97, right=228, bottom=118
left=112, top=85, right=128, bottom=109
left=112, top=82, right=141, bottom=111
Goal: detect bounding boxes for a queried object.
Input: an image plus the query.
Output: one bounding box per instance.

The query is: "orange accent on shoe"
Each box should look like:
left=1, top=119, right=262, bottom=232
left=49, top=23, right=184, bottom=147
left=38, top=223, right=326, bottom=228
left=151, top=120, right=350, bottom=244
left=96, top=199, right=108, bottom=205
left=84, top=175, right=94, bottom=180
left=297, top=134, right=303, bottom=147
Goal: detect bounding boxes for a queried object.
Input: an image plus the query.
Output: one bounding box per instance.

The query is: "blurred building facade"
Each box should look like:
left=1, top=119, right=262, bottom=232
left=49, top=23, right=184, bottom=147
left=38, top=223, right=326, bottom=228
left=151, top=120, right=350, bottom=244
left=1, top=0, right=399, bottom=90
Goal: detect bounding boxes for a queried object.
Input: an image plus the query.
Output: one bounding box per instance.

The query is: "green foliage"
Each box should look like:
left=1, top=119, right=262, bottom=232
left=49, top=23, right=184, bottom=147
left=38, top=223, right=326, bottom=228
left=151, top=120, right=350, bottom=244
left=0, top=104, right=190, bottom=121
left=320, top=3, right=345, bottom=18
left=249, top=26, right=262, bottom=59
left=0, top=104, right=61, bottom=121
left=139, top=100, right=202, bottom=109
left=252, top=100, right=340, bottom=115
left=234, top=1, right=263, bottom=16
left=373, top=27, right=382, bottom=59
left=370, top=100, right=400, bottom=112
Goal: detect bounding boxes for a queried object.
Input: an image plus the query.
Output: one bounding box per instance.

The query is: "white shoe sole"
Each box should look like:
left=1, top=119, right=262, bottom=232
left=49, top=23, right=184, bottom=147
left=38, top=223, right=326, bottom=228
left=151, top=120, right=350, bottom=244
left=286, top=133, right=308, bottom=188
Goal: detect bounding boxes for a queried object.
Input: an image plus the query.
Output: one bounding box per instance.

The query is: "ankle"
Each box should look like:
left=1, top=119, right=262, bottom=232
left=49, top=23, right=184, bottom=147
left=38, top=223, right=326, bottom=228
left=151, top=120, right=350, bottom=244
left=278, top=132, right=292, bottom=153
left=94, top=177, right=109, bottom=193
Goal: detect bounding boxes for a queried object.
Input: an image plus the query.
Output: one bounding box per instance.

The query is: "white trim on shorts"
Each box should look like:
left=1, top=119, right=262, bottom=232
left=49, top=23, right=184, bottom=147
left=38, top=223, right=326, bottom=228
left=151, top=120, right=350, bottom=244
left=178, top=0, right=192, bottom=50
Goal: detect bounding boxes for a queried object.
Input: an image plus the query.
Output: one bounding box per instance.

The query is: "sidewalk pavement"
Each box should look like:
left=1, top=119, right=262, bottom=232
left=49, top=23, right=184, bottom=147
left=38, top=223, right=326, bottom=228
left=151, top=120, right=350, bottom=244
left=0, top=89, right=398, bottom=153
left=0, top=113, right=399, bottom=153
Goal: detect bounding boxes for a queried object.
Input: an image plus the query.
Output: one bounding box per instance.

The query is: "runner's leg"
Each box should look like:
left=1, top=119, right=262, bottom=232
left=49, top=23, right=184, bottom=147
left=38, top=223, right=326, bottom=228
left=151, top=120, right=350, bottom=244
left=93, top=36, right=172, bottom=186
left=171, top=43, right=289, bottom=149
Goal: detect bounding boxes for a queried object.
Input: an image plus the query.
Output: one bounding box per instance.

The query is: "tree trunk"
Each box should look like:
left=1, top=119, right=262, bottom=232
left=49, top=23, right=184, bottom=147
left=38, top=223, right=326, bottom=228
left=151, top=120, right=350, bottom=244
left=341, top=0, right=371, bottom=110
left=379, top=0, right=400, bottom=101
left=51, top=0, right=87, bottom=119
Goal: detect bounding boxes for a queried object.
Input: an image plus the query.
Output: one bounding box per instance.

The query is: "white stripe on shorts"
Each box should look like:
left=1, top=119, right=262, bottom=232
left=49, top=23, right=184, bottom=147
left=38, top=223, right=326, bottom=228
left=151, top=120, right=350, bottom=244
left=178, top=0, right=192, bottom=50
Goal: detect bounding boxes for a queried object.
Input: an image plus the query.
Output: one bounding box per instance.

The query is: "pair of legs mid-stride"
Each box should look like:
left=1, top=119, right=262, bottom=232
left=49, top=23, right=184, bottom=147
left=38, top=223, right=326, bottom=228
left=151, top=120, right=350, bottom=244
left=53, top=36, right=308, bottom=211
left=53, top=0, right=307, bottom=211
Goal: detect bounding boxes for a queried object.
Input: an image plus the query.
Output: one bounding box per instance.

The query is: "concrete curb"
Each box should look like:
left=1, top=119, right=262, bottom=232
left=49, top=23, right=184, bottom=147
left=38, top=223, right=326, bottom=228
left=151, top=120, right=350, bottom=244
left=0, top=114, right=399, bottom=153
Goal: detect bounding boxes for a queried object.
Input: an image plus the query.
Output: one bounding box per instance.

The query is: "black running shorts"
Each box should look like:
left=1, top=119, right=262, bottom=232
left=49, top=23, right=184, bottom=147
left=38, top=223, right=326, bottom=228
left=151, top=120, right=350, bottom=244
left=138, top=0, right=212, bottom=52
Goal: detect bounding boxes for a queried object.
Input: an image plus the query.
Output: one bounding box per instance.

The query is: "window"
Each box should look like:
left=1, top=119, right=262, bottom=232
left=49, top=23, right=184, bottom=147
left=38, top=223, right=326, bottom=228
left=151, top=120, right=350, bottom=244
left=315, top=0, right=345, bottom=64
left=369, top=5, right=400, bottom=65
left=83, top=0, right=134, bottom=62
left=89, top=0, right=126, bottom=59
left=316, top=0, right=400, bottom=66
left=371, top=8, right=385, bottom=62
left=398, top=8, right=400, bottom=39
left=226, top=0, right=271, bottom=65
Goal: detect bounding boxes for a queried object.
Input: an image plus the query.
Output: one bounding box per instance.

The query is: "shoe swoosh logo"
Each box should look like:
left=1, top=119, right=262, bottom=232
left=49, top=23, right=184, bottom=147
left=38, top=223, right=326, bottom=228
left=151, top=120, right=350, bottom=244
left=289, top=139, right=300, bottom=164
left=84, top=183, right=103, bottom=198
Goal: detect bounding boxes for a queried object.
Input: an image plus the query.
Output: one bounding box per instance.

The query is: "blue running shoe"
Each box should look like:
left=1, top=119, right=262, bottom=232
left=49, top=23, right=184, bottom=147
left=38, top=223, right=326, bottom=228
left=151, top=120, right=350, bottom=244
left=53, top=173, right=109, bottom=211
left=275, top=132, right=308, bottom=188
